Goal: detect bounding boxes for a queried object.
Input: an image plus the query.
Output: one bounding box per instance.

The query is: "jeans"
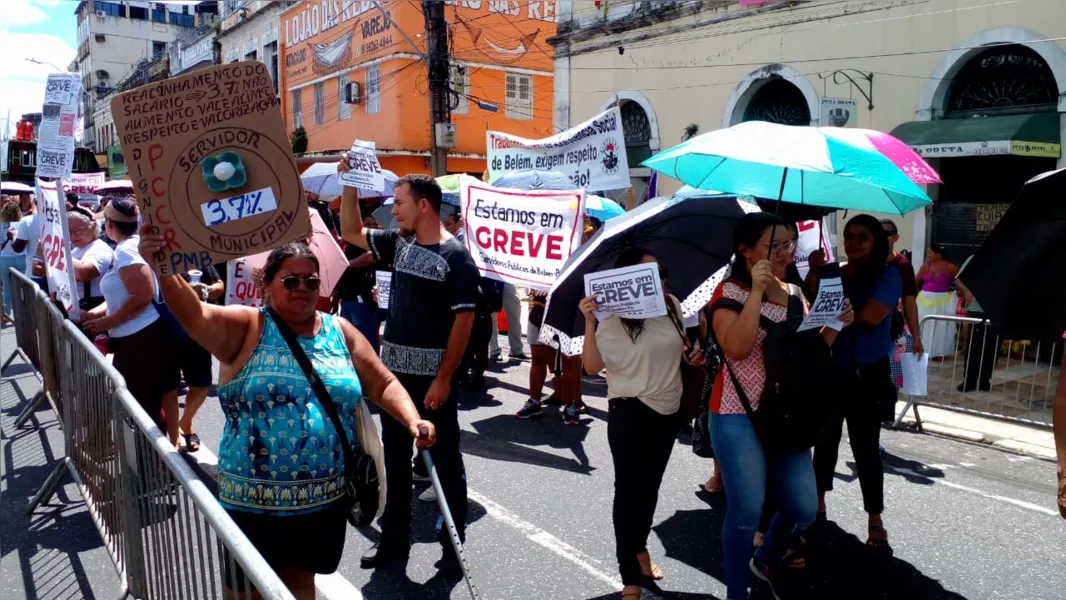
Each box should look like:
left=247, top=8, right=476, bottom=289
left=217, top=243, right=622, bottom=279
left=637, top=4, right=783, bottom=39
left=961, top=311, right=998, bottom=390
left=711, top=413, right=817, bottom=600
left=379, top=373, right=467, bottom=553
left=489, top=283, right=524, bottom=357
left=813, top=359, right=891, bottom=514
left=607, top=398, right=678, bottom=586
left=340, top=299, right=380, bottom=354
left=0, top=256, right=25, bottom=318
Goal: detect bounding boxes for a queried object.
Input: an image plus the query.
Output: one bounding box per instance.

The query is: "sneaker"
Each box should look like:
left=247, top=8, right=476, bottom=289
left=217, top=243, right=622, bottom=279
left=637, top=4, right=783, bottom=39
left=435, top=550, right=464, bottom=578
left=749, top=557, right=782, bottom=600
left=419, top=485, right=438, bottom=503
left=509, top=352, right=529, bottom=361
left=516, top=399, right=543, bottom=419
left=574, top=399, right=589, bottom=414
left=562, top=404, right=580, bottom=425
left=412, top=471, right=430, bottom=483
left=360, top=541, right=410, bottom=569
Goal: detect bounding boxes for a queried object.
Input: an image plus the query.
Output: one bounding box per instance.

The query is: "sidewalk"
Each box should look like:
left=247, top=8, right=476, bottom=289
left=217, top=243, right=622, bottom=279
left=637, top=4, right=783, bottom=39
left=895, top=399, right=1057, bottom=461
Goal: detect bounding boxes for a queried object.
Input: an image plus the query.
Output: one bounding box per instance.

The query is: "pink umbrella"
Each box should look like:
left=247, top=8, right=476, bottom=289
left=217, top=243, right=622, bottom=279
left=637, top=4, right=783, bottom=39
left=243, top=210, right=348, bottom=298
left=821, top=128, right=942, bottom=185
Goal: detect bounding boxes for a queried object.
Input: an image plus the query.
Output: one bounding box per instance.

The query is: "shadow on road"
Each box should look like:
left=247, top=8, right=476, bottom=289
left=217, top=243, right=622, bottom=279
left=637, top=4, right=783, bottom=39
left=464, top=413, right=595, bottom=474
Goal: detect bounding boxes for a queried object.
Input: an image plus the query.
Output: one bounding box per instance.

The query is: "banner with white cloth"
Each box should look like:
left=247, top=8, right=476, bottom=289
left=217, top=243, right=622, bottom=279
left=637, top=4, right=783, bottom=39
left=65, top=172, right=106, bottom=194
left=486, top=107, right=629, bottom=192
left=35, top=178, right=80, bottom=319
left=794, top=218, right=834, bottom=280
left=461, top=181, right=585, bottom=291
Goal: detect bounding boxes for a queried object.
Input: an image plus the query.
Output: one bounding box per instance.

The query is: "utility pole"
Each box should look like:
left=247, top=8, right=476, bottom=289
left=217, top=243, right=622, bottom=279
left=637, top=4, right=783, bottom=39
left=424, top=0, right=450, bottom=176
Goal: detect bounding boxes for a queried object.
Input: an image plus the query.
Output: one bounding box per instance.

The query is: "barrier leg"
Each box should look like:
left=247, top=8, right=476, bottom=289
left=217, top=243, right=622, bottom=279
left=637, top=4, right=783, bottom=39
left=421, top=449, right=480, bottom=600
left=13, top=390, right=47, bottom=428
left=27, top=456, right=73, bottom=513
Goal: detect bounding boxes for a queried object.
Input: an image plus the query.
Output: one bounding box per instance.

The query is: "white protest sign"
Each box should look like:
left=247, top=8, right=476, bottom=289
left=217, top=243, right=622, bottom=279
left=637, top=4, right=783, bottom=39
left=584, top=263, right=667, bottom=322
left=794, top=218, right=833, bottom=281
left=462, top=182, right=585, bottom=291
left=376, top=271, right=391, bottom=310
left=37, top=74, right=81, bottom=180
left=340, top=139, right=385, bottom=192
left=487, top=107, right=629, bottom=192
left=798, top=276, right=845, bottom=332
left=225, top=258, right=263, bottom=307
left=35, top=179, right=80, bottom=319
left=65, top=172, right=106, bottom=194
left=901, top=353, right=929, bottom=396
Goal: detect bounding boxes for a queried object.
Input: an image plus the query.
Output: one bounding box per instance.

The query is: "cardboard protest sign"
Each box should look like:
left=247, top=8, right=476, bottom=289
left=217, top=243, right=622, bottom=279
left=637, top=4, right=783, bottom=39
left=487, top=107, right=629, bottom=192
left=225, top=258, right=263, bottom=307
left=66, top=172, right=106, bottom=194
left=111, top=61, right=309, bottom=277
left=375, top=271, right=392, bottom=310
left=794, top=218, right=833, bottom=280
left=798, top=276, right=845, bottom=332
left=340, top=139, right=384, bottom=192
left=584, top=263, right=667, bottom=322
left=35, top=179, right=80, bottom=319
left=37, top=74, right=81, bottom=180
left=461, top=182, right=585, bottom=291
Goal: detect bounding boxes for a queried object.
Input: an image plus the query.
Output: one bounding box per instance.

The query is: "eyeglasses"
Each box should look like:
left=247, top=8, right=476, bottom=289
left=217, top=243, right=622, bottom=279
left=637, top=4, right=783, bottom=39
left=757, top=240, right=796, bottom=255
left=281, top=275, right=321, bottom=291
left=883, top=228, right=898, bottom=236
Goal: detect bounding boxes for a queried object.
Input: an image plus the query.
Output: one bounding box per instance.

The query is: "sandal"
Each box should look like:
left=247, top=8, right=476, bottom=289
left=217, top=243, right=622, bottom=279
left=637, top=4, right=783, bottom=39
left=866, top=523, right=893, bottom=555
left=182, top=432, right=201, bottom=453
left=782, top=536, right=807, bottom=569
left=699, top=477, right=724, bottom=494
left=637, top=553, right=664, bottom=581
left=621, top=585, right=642, bottom=599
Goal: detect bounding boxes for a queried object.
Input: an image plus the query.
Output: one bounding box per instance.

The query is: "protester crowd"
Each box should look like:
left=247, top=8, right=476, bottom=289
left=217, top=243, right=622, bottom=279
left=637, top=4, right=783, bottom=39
left=2, top=156, right=1063, bottom=600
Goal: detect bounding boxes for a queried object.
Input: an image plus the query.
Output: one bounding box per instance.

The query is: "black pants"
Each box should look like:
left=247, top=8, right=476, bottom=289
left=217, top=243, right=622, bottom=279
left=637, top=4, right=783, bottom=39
left=962, top=311, right=998, bottom=390
left=608, top=398, right=678, bottom=586
left=461, top=309, right=493, bottom=377
left=379, top=373, right=468, bottom=553
left=813, top=359, right=892, bottom=515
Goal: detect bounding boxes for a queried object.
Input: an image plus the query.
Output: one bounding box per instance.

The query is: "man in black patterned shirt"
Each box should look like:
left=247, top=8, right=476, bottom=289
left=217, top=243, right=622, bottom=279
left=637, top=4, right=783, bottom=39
left=338, top=163, right=477, bottom=575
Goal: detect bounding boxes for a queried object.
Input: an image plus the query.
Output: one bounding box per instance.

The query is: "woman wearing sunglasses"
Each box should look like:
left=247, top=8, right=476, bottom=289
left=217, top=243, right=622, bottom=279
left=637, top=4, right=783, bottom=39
left=137, top=233, right=437, bottom=600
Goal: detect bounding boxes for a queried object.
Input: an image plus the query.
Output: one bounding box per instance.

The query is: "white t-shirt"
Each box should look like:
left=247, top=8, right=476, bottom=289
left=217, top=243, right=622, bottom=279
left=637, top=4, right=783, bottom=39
left=0, top=221, right=24, bottom=258
left=99, top=236, right=159, bottom=338
left=72, top=239, right=114, bottom=298
left=15, top=213, right=41, bottom=273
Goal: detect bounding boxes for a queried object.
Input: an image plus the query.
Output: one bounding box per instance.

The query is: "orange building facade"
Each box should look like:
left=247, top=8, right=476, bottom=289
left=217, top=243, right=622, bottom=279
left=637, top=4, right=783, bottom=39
left=279, top=0, right=558, bottom=175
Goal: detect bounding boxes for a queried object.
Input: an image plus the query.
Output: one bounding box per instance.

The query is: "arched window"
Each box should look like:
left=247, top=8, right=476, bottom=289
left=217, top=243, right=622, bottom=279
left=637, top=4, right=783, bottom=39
left=742, top=77, right=811, bottom=126
left=947, top=44, right=1057, bottom=115
left=620, top=99, right=652, bottom=168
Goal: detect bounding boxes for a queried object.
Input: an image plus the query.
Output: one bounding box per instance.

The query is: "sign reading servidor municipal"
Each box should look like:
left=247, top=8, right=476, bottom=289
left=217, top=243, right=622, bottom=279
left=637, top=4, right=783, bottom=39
left=111, top=61, right=309, bottom=276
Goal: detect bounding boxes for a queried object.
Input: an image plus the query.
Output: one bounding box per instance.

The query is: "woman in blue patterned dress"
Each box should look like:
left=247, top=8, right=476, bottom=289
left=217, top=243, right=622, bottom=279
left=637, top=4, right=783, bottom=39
left=138, top=234, right=437, bottom=599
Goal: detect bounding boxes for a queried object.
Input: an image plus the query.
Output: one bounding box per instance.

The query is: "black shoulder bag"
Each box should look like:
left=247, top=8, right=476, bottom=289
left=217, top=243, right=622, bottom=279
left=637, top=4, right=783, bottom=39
left=711, top=284, right=837, bottom=458
left=268, top=308, right=380, bottom=527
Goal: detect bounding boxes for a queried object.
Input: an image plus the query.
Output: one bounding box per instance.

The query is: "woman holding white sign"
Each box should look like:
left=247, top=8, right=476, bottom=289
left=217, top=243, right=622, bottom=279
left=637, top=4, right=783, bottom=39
left=578, top=247, right=704, bottom=600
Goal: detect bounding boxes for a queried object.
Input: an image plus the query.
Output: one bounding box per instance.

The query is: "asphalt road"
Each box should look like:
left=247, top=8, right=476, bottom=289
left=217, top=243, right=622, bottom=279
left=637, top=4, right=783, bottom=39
left=179, top=350, right=1066, bottom=600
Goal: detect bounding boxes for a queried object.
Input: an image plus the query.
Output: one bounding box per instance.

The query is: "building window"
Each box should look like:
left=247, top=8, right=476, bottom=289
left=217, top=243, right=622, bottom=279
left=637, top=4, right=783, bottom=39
left=94, top=1, right=122, bottom=17
left=264, top=41, right=279, bottom=94
left=292, top=89, right=303, bottom=129
left=338, top=73, right=351, bottom=121
left=153, top=41, right=166, bottom=57
left=366, top=64, right=380, bottom=114
left=152, top=7, right=166, bottom=23
left=169, top=12, right=193, bottom=27
left=505, top=74, right=532, bottom=120
left=129, top=5, right=147, bottom=20
left=224, top=1, right=240, bottom=16
left=314, top=83, right=325, bottom=126
left=451, top=64, right=468, bottom=115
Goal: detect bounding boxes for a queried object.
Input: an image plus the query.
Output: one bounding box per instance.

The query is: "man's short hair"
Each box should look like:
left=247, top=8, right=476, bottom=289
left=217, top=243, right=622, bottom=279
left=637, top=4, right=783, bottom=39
left=879, top=218, right=898, bottom=231
left=397, top=174, right=443, bottom=213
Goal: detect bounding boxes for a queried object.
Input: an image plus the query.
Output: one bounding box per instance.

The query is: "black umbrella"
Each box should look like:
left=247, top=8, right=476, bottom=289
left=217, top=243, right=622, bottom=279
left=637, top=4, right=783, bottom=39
left=541, top=195, right=759, bottom=355
left=959, top=168, right=1066, bottom=340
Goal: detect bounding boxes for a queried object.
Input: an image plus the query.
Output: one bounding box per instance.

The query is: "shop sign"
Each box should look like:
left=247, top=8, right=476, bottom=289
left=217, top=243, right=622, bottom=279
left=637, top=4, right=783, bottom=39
left=911, top=140, right=1061, bottom=158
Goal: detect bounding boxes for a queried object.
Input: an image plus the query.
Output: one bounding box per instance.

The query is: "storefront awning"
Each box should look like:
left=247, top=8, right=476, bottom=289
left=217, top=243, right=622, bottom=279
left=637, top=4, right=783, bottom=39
left=890, top=113, right=1061, bottom=159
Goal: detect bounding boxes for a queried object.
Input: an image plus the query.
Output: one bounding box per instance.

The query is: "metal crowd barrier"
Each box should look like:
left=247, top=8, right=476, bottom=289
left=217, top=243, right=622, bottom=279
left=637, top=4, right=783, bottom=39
left=895, top=314, right=1061, bottom=429
left=12, top=290, right=294, bottom=598
left=3, top=268, right=42, bottom=373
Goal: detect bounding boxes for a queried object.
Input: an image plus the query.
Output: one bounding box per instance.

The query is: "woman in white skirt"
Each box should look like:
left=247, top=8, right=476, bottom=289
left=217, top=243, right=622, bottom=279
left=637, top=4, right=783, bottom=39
left=915, top=244, right=960, bottom=358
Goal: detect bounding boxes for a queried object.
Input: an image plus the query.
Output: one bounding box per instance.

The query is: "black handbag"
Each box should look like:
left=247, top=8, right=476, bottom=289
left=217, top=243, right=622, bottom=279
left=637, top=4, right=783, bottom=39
left=692, top=321, right=720, bottom=459
left=268, top=308, right=380, bottom=527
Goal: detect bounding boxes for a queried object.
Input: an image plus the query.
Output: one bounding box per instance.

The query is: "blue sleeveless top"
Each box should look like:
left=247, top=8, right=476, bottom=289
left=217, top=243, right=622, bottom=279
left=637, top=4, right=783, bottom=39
left=217, top=310, right=363, bottom=515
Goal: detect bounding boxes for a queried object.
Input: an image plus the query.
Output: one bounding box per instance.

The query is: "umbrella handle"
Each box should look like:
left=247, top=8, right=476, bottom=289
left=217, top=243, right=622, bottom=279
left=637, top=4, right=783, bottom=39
left=768, top=167, right=788, bottom=249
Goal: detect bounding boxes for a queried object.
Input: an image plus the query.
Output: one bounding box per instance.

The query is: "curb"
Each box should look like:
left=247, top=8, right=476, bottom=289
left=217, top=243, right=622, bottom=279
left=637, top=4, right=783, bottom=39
left=896, top=413, right=1056, bottom=462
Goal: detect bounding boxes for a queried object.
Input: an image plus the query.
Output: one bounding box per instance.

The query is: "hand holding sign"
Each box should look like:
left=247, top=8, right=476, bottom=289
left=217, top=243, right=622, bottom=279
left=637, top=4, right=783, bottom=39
left=798, top=276, right=846, bottom=332
left=583, top=263, right=667, bottom=322
left=339, top=140, right=384, bottom=192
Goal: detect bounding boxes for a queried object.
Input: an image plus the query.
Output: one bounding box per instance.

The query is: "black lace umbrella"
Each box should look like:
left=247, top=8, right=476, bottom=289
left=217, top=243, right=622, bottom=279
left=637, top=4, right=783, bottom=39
left=540, top=195, right=759, bottom=355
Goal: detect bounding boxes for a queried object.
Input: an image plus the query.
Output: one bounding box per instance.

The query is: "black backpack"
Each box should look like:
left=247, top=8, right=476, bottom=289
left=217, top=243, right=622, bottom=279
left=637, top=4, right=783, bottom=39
left=712, top=283, right=839, bottom=457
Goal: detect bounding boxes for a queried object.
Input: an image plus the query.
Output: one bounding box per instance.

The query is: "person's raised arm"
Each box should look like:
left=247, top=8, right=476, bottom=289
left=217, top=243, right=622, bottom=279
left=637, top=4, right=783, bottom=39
left=579, top=296, right=605, bottom=375
left=713, top=262, right=773, bottom=360
left=138, top=228, right=256, bottom=364
left=339, top=318, right=435, bottom=448
left=336, top=155, right=370, bottom=250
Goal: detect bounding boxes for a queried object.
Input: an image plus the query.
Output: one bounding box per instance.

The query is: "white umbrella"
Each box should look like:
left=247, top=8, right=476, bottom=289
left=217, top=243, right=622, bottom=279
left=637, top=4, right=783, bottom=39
left=1, top=181, right=33, bottom=194
left=300, top=162, right=398, bottom=199
left=95, top=179, right=134, bottom=193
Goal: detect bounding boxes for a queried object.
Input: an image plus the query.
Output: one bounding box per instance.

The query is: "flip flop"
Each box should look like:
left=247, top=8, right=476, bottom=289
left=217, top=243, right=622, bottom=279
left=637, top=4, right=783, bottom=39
left=182, top=432, right=201, bottom=452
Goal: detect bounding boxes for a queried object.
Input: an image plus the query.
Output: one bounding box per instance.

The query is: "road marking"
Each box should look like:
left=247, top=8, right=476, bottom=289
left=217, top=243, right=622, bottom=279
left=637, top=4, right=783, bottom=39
left=959, top=462, right=977, bottom=467
left=316, top=573, right=364, bottom=600
left=467, top=489, right=622, bottom=591
left=889, top=467, right=1058, bottom=516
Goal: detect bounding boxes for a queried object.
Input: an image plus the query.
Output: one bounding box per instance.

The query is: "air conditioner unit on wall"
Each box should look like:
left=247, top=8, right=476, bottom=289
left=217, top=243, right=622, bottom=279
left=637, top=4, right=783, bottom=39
left=345, top=81, right=362, bottom=104
left=95, top=10, right=106, bottom=18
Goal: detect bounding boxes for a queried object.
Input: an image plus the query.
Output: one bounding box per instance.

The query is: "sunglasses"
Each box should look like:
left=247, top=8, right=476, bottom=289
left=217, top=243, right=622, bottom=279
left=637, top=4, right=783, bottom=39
left=281, top=275, right=321, bottom=291
left=883, top=229, right=898, bottom=236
